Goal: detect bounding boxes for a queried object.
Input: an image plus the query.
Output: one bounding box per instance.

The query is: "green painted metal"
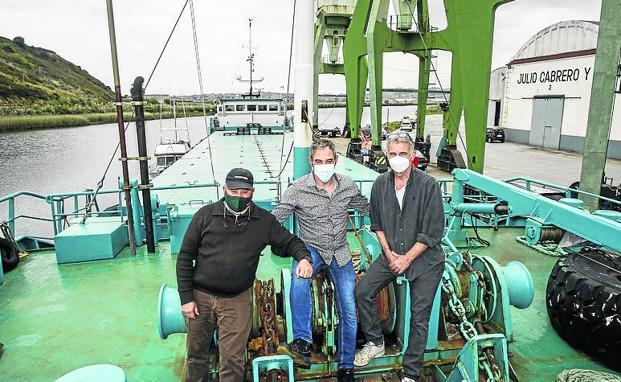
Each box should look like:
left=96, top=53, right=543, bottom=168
left=313, top=2, right=355, bottom=130
left=343, top=0, right=370, bottom=139
left=6, top=127, right=621, bottom=380
left=281, top=268, right=294, bottom=342
left=251, top=355, right=295, bottom=381
left=343, top=0, right=512, bottom=172
left=53, top=216, right=129, bottom=264
left=129, top=179, right=144, bottom=246
left=579, top=0, right=621, bottom=211
left=452, top=169, right=621, bottom=254
left=416, top=51, right=431, bottom=139
left=293, top=146, right=311, bottom=179
left=445, top=334, right=509, bottom=382
left=7, top=197, right=15, bottom=236
left=501, top=261, right=534, bottom=310
left=157, top=284, right=186, bottom=339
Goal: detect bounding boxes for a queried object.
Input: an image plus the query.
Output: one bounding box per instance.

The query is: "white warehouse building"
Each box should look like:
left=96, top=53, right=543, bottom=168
left=488, top=20, right=621, bottom=158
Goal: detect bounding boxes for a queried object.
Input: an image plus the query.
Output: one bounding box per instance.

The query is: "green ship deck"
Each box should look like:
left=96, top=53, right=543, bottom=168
left=0, top=132, right=617, bottom=381
left=1, top=229, right=614, bottom=381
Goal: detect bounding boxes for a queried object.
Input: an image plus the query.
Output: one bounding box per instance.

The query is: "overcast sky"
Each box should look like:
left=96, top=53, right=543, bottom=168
left=0, top=0, right=602, bottom=95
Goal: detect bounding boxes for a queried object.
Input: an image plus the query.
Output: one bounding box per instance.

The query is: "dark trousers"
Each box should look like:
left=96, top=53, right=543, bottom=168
left=185, top=288, right=252, bottom=382
left=355, top=255, right=443, bottom=379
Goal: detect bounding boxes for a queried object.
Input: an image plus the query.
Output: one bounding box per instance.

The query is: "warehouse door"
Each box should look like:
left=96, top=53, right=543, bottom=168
left=529, top=96, right=564, bottom=150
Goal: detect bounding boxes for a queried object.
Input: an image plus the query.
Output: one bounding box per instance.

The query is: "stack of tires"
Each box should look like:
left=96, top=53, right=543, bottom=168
left=546, top=248, right=621, bottom=371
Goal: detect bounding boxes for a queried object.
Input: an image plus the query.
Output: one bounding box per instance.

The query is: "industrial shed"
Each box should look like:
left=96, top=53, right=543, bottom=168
left=488, top=20, right=621, bottom=158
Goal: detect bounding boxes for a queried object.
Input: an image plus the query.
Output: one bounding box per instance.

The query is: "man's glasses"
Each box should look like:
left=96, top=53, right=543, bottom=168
left=388, top=133, right=410, bottom=139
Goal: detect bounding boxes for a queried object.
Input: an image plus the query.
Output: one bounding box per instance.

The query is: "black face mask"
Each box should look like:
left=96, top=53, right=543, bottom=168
left=224, top=193, right=251, bottom=212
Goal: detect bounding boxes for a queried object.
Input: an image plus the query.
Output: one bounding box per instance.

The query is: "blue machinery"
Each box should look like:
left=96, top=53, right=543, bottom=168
left=155, top=168, right=621, bottom=381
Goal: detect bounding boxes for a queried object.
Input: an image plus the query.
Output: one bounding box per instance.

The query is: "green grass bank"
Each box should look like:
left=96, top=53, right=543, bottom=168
left=0, top=111, right=208, bottom=132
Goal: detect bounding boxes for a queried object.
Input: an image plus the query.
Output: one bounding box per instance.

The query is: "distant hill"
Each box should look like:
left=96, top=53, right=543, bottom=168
left=0, top=36, right=114, bottom=116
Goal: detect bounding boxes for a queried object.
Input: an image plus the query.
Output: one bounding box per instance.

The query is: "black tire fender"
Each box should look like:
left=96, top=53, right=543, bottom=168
left=546, top=249, right=621, bottom=371
left=0, top=237, right=19, bottom=272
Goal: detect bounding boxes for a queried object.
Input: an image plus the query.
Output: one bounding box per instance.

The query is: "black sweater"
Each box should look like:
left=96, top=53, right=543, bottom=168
left=176, top=199, right=311, bottom=304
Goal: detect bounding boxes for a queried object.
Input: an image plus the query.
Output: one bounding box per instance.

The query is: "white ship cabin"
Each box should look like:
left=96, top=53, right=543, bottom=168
left=215, top=98, right=287, bottom=130
left=153, top=141, right=191, bottom=175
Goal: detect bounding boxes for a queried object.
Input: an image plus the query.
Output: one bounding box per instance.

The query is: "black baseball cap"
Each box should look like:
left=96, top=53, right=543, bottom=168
left=225, top=168, right=254, bottom=190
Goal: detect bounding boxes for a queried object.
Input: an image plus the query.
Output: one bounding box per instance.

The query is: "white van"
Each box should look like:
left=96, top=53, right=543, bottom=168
left=400, top=117, right=414, bottom=132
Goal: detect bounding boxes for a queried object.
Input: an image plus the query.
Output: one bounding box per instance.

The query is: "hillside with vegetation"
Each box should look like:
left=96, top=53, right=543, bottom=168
left=0, top=36, right=114, bottom=116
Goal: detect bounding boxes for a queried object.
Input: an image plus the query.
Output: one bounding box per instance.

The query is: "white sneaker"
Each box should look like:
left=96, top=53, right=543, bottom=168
left=354, top=341, right=385, bottom=366
left=402, top=377, right=416, bottom=382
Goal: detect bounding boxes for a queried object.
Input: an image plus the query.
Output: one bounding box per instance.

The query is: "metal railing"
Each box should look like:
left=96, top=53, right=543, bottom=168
left=0, top=182, right=220, bottom=239
left=504, top=176, right=621, bottom=210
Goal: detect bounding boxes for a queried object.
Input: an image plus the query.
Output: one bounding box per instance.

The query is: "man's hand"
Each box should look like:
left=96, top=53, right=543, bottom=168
left=389, top=254, right=414, bottom=275
left=384, top=249, right=399, bottom=266
left=181, top=301, right=200, bottom=320
left=296, top=259, right=313, bottom=278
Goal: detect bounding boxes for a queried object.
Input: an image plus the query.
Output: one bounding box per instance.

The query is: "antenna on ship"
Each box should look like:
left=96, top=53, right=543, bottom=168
left=237, top=18, right=263, bottom=98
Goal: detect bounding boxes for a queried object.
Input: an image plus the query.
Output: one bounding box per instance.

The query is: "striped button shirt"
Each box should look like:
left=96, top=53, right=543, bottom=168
left=272, top=173, right=370, bottom=266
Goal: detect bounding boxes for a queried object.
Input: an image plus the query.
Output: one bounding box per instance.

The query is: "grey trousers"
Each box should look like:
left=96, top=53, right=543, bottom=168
left=355, top=255, right=443, bottom=379
left=185, top=288, right=252, bottom=382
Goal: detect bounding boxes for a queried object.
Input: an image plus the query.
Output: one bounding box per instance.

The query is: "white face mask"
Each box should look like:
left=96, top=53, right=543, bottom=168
left=389, top=155, right=411, bottom=173
left=313, top=164, right=336, bottom=183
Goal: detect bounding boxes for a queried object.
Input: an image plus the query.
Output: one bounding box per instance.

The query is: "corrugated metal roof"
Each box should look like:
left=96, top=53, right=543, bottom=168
left=512, top=20, right=599, bottom=61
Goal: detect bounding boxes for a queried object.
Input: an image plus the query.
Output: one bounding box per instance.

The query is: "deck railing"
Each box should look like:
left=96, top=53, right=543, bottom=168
left=504, top=176, right=621, bottom=210
left=0, top=182, right=220, bottom=239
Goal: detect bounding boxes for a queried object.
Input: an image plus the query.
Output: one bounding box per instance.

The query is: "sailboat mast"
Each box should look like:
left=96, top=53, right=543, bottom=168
left=172, top=98, right=178, bottom=142
left=248, top=18, right=254, bottom=97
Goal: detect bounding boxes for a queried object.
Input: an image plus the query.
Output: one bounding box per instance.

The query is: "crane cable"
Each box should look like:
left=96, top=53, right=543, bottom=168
left=272, top=0, right=297, bottom=180
left=189, top=0, right=219, bottom=198
left=405, top=1, right=473, bottom=169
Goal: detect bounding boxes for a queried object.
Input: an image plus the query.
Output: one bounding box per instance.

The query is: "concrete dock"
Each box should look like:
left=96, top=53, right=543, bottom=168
left=333, top=114, right=621, bottom=187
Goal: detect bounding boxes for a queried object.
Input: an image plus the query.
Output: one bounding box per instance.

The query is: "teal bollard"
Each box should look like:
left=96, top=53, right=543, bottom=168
left=501, top=261, right=534, bottom=309
left=157, top=284, right=186, bottom=339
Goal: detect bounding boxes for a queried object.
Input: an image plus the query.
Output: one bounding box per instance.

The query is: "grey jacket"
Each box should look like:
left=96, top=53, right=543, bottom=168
left=369, top=167, right=445, bottom=280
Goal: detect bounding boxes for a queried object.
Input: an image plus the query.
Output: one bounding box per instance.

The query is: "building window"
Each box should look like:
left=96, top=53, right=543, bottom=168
left=258, top=104, right=267, bottom=111
left=247, top=104, right=257, bottom=111
left=269, top=104, right=279, bottom=111
left=236, top=104, right=245, bottom=112
left=225, top=104, right=235, bottom=112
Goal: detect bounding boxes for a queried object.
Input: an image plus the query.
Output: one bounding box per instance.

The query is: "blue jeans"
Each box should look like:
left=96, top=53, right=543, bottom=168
left=290, top=246, right=357, bottom=369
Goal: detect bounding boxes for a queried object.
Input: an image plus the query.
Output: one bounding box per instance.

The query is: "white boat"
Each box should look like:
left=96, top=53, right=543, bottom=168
left=212, top=19, right=290, bottom=133
left=214, top=97, right=288, bottom=131
left=152, top=97, right=192, bottom=176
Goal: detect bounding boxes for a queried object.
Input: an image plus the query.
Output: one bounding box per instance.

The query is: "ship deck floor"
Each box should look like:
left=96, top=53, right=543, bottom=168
left=0, top=228, right=616, bottom=381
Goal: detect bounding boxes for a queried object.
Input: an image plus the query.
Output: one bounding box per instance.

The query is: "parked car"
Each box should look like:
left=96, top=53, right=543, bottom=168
left=411, top=149, right=429, bottom=171
left=318, top=125, right=341, bottom=137
left=486, top=127, right=505, bottom=143
left=400, top=117, right=414, bottom=132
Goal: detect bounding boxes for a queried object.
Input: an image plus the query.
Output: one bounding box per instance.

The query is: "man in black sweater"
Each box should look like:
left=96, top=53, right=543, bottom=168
left=176, top=168, right=313, bottom=382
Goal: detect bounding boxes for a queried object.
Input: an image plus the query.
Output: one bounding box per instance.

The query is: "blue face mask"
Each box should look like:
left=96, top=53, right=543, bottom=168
left=313, top=164, right=336, bottom=183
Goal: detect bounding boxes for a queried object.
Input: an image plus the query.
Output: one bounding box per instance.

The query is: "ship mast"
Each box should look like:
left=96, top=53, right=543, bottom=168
left=237, top=18, right=263, bottom=98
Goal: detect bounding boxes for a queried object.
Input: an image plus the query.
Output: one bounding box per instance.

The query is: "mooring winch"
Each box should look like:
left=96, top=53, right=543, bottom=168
left=158, top=200, right=534, bottom=381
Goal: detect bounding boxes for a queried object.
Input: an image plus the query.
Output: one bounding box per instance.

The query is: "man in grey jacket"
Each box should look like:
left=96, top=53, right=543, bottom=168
left=354, top=134, right=445, bottom=382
